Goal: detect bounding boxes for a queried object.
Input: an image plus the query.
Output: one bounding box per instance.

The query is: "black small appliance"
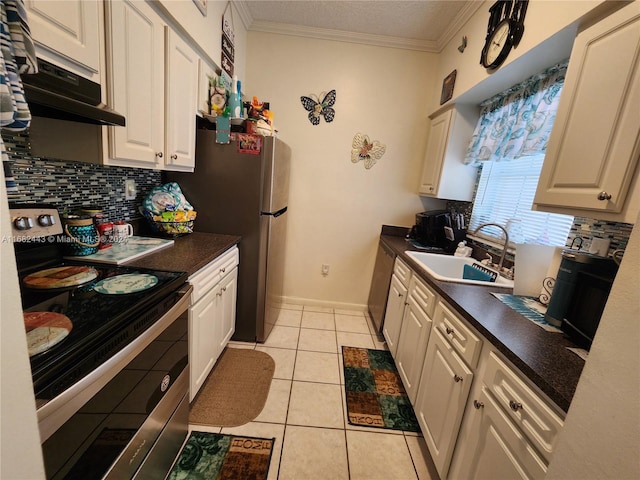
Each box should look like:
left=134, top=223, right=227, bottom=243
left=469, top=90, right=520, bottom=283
left=545, top=250, right=618, bottom=349
left=410, top=210, right=450, bottom=248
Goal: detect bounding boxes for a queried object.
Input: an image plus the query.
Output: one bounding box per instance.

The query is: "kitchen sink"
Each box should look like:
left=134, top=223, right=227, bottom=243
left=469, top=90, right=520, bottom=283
left=405, top=251, right=514, bottom=288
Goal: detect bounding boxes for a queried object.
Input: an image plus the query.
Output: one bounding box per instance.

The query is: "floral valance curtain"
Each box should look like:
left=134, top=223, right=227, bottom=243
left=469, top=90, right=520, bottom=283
left=463, top=60, right=568, bottom=165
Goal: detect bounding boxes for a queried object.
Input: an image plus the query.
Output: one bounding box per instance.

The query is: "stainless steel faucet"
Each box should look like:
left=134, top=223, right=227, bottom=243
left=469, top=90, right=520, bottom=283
left=471, top=223, right=510, bottom=272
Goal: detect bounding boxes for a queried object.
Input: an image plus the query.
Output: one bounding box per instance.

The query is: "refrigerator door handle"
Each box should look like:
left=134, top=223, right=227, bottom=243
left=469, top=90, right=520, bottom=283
left=260, top=206, right=288, bottom=218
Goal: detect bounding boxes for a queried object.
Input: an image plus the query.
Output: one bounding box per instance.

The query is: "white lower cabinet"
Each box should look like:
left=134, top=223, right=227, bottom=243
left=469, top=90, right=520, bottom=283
left=383, top=255, right=565, bottom=480
left=414, top=327, right=473, bottom=478
left=395, top=275, right=436, bottom=403
left=382, top=258, right=411, bottom=356
left=449, top=386, right=547, bottom=480
left=449, top=348, right=564, bottom=480
left=188, top=246, right=239, bottom=401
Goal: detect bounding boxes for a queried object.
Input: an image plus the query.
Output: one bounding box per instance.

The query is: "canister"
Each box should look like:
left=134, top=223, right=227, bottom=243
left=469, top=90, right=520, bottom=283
left=63, top=216, right=100, bottom=256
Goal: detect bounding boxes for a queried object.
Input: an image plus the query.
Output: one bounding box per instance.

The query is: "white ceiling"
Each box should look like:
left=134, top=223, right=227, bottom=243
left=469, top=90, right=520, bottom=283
left=235, top=1, right=484, bottom=52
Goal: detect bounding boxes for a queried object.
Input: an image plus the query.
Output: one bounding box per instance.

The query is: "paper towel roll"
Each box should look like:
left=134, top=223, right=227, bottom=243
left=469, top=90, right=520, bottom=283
left=514, top=244, right=558, bottom=297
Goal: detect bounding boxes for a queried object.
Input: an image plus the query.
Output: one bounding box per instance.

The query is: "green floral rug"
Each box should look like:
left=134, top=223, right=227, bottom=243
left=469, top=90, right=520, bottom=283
left=342, top=346, right=420, bottom=432
left=168, top=431, right=274, bottom=480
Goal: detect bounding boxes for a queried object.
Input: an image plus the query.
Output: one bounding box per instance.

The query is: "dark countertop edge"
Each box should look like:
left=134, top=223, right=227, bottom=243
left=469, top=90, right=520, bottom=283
left=380, top=230, right=584, bottom=413
left=124, top=232, right=241, bottom=276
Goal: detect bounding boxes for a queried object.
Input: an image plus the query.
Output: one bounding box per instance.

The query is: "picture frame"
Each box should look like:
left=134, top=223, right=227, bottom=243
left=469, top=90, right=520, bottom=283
left=193, top=0, right=207, bottom=16
left=440, top=70, right=457, bottom=105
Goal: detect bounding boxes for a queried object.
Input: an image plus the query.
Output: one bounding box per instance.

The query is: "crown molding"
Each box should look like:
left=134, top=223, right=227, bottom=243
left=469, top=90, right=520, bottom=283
left=236, top=0, right=485, bottom=53
left=436, top=1, right=486, bottom=51
left=233, top=0, right=253, bottom=31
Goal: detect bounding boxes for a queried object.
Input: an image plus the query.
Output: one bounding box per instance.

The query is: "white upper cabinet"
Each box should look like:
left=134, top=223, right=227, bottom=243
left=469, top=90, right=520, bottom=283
left=165, top=29, right=199, bottom=171
left=105, top=0, right=197, bottom=171
left=107, top=0, right=165, bottom=169
left=418, top=104, right=479, bottom=201
left=534, top=3, right=640, bottom=221
left=25, top=0, right=102, bottom=81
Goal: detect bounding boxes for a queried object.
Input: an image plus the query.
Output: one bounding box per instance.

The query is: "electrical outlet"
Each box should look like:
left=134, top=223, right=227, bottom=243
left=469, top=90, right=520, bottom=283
left=124, top=179, right=136, bottom=200
left=321, top=264, right=330, bottom=276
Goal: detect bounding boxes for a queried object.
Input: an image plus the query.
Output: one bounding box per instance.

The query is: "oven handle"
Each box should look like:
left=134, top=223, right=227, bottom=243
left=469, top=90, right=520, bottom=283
left=37, top=285, right=193, bottom=443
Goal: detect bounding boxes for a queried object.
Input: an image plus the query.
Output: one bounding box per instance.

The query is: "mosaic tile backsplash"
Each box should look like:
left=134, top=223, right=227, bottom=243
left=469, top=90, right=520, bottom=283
left=2, top=130, right=162, bottom=223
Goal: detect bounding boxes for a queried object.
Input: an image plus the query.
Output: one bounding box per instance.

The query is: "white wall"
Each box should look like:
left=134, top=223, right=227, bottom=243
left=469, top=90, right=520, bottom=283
left=0, top=175, right=46, bottom=478
left=438, top=0, right=610, bottom=106
left=546, top=212, right=640, bottom=479
left=245, top=33, right=445, bottom=309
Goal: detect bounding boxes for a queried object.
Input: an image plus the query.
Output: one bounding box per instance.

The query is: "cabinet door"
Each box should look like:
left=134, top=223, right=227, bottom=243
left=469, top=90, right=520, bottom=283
left=382, top=274, right=408, bottom=356
left=26, top=0, right=101, bottom=77
left=107, top=0, right=165, bottom=168
left=449, top=387, right=547, bottom=480
left=189, top=285, right=218, bottom=401
left=534, top=5, right=640, bottom=214
left=418, top=108, right=452, bottom=196
left=216, top=268, right=238, bottom=355
left=414, top=328, right=473, bottom=479
left=165, top=29, right=198, bottom=172
left=395, top=278, right=435, bottom=404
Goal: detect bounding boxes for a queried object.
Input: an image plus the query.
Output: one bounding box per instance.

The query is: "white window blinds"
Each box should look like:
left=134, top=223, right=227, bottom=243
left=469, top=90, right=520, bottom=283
left=469, top=154, right=573, bottom=246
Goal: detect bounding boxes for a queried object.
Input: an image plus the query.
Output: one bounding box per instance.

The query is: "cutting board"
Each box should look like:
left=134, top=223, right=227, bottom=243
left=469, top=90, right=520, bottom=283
left=64, top=236, right=174, bottom=265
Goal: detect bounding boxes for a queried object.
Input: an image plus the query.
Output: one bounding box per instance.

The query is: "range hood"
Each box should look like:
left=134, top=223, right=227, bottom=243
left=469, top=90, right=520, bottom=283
left=22, top=58, right=125, bottom=127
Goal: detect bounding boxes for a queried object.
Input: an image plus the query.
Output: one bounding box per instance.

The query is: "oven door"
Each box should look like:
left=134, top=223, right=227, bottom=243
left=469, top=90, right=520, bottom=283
left=40, top=285, right=192, bottom=480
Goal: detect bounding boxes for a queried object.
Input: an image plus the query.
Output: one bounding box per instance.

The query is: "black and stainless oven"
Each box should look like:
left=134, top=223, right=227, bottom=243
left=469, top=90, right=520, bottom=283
left=10, top=205, right=191, bottom=479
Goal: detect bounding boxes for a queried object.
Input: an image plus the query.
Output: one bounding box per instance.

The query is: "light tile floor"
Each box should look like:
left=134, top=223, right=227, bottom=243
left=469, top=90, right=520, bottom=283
left=188, top=304, right=439, bottom=480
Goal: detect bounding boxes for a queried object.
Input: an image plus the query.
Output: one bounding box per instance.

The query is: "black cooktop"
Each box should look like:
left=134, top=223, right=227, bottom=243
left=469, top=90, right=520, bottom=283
left=20, top=261, right=188, bottom=400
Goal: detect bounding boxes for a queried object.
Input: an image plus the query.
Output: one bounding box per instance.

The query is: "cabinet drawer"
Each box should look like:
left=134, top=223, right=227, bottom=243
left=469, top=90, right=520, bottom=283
left=393, top=258, right=411, bottom=287
left=483, top=351, right=564, bottom=462
left=408, top=275, right=437, bottom=319
left=189, top=246, right=239, bottom=302
left=433, top=301, right=482, bottom=369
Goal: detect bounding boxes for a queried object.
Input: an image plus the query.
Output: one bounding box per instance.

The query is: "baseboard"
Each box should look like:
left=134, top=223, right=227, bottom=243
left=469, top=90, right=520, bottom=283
left=282, top=296, right=368, bottom=313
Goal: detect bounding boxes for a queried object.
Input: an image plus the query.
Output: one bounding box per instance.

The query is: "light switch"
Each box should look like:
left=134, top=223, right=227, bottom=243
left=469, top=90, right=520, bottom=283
left=125, top=179, right=136, bottom=200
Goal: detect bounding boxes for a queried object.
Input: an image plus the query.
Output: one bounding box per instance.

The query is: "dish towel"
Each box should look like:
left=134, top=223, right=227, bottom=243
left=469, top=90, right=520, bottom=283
left=1, top=0, right=37, bottom=173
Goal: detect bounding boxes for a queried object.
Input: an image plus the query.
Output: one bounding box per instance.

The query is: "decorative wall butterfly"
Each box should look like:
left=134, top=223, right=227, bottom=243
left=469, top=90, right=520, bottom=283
left=351, top=133, right=386, bottom=169
left=300, top=89, right=336, bottom=125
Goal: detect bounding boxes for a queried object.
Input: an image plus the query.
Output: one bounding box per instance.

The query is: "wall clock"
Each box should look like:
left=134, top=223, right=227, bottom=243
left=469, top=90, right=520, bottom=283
left=480, top=0, right=528, bottom=70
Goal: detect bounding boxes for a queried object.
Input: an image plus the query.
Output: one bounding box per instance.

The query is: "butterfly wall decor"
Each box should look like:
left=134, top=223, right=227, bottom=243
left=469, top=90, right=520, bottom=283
left=300, top=89, right=336, bottom=125
left=351, top=133, right=386, bottom=169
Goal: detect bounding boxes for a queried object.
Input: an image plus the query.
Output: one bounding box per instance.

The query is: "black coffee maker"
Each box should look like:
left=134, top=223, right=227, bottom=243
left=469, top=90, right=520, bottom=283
left=408, top=210, right=459, bottom=252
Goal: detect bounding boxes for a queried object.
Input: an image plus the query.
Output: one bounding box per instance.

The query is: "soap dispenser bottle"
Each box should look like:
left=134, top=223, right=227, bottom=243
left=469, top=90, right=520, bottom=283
left=454, top=241, right=472, bottom=257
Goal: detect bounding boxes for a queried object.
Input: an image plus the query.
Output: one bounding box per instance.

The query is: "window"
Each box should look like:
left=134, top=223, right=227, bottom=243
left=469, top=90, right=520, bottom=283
left=469, top=154, right=574, bottom=246
left=464, top=60, right=573, bottom=248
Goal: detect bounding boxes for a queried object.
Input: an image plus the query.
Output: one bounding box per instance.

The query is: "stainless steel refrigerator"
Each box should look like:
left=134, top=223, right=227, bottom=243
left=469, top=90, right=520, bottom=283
left=167, top=130, right=290, bottom=342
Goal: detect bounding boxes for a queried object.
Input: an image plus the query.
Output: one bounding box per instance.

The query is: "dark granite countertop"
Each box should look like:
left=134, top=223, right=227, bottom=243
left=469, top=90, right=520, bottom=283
left=124, top=232, right=241, bottom=276
left=380, top=227, right=585, bottom=413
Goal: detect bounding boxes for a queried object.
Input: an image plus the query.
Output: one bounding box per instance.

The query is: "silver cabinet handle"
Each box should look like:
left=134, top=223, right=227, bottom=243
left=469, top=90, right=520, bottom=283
left=473, top=400, right=484, bottom=409
left=156, top=152, right=163, bottom=158
left=509, top=400, right=523, bottom=411
left=446, top=327, right=454, bottom=335
left=453, top=374, right=463, bottom=382
left=171, top=154, right=178, bottom=160
left=597, top=191, right=612, bottom=201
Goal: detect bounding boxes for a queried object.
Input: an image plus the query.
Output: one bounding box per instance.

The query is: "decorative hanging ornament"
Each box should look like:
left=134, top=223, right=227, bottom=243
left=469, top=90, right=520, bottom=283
left=351, top=133, right=386, bottom=169
left=300, top=90, right=336, bottom=125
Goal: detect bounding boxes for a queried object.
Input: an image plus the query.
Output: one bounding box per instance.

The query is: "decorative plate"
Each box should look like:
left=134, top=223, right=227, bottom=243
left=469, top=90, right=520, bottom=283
left=93, top=273, right=159, bottom=295
left=23, top=266, right=99, bottom=290
left=24, top=312, right=73, bottom=356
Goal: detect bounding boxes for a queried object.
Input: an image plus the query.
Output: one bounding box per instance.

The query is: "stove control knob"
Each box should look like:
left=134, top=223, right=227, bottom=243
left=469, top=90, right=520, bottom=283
left=38, top=214, right=55, bottom=226
left=14, top=216, right=34, bottom=230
